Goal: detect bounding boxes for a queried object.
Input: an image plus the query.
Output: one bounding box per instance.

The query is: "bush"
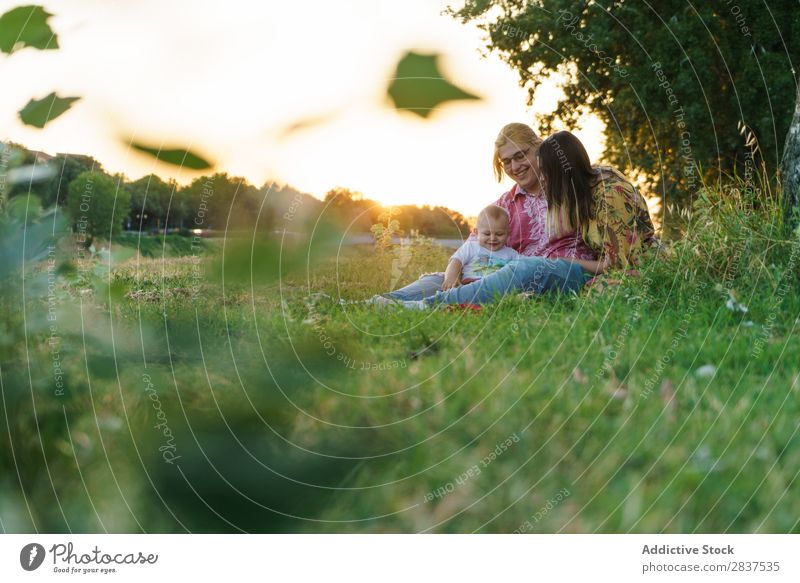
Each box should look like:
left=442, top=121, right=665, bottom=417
left=651, top=173, right=799, bottom=292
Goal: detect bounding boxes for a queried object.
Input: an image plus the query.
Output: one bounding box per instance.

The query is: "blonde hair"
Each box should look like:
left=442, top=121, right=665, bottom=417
left=477, top=204, right=510, bottom=228
left=546, top=206, right=576, bottom=239
left=493, top=123, right=543, bottom=182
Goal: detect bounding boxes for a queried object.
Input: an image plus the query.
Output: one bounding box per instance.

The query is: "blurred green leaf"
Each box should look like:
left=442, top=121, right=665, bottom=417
left=151, top=418, right=370, bottom=532
left=129, top=142, right=213, bottom=170
left=109, top=245, right=136, bottom=265
left=387, top=51, right=480, bottom=118
left=92, top=278, right=129, bottom=306
left=86, top=353, right=118, bottom=379
left=6, top=194, right=42, bottom=223
left=18, top=93, right=79, bottom=128
left=0, top=5, right=58, bottom=54
left=0, top=206, right=64, bottom=278
left=276, top=112, right=334, bottom=140
left=211, top=222, right=339, bottom=285
left=8, top=162, right=56, bottom=185
left=56, top=260, right=76, bottom=277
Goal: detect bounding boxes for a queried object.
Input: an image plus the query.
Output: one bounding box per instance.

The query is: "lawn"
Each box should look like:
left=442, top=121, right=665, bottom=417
left=2, top=183, right=799, bottom=533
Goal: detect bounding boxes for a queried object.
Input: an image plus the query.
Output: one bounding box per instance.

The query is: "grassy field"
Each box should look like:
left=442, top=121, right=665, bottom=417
left=2, top=181, right=799, bottom=533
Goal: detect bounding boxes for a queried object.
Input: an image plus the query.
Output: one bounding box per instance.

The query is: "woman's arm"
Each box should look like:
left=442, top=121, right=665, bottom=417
left=442, top=259, right=463, bottom=290
left=569, top=255, right=612, bottom=275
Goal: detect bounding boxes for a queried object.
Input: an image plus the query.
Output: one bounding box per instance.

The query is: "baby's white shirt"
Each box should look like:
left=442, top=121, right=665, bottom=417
left=450, top=241, right=520, bottom=280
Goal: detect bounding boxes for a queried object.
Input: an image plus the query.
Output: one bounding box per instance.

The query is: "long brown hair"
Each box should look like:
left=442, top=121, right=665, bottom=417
left=538, top=131, right=598, bottom=236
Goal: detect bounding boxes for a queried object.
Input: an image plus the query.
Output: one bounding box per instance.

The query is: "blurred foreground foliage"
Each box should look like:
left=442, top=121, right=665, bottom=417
left=2, top=149, right=799, bottom=532
left=0, top=142, right=380, bottom=532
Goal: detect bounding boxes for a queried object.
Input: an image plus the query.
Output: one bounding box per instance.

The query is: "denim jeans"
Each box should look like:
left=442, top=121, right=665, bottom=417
left=385, top=272, right=446, bottom=301
left=421, top=258, right=591, bottom=305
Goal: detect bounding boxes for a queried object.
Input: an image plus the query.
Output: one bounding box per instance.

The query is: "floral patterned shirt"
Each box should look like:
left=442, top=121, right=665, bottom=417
left=584, top=166, right=657, bottom=269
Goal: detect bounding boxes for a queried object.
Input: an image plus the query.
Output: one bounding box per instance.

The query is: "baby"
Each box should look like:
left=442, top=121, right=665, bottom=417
left=365, top=204, right=520, bottom=308
left=442, top=204, right=520, bottom=289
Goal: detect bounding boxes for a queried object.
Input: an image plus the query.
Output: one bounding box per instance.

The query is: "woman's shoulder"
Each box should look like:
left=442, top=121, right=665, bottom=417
left=593, top=166, right=633, bottom=188
left=591, top=166, right=642, bottom=203
left=589, top=166, right=657, bottom=242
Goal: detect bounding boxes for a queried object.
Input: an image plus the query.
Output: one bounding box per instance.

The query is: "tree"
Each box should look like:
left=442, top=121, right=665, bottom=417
left=324, top=187, right=378, bottom=231
left=169, top=187, right=192, bottom=230
left=781, top=83, right=800, bottom=230
left=66, top=171, right=130, bottom=245
left=129, top=174, right=175, bottom=231
left=261, top=183, right=321, bottom=230
left=449, top=1, right=800, bottom=205
left=181, top=172, right=254, bottom=231
left=393, top=205, right=472, bottom=237
left=45, top=154, right=102, bottom=208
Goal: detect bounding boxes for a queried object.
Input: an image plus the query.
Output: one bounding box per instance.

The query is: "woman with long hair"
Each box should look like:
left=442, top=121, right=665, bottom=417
left=538, top=130, right=657, bottom=274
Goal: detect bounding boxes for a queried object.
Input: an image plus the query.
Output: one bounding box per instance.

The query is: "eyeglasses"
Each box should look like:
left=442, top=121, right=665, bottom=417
left=500, top=147, right=532, bottom=168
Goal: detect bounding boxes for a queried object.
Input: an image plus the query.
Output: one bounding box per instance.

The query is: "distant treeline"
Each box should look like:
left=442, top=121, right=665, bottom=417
left=320, top=187, right=471, bottom=238
left=8, top=146, right=472, bottom=239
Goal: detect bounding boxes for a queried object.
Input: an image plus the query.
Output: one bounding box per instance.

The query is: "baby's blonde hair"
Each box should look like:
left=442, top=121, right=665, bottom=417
left=476, top=204, right=510, bottom=228
left=493, top=122, right=544, bottom=182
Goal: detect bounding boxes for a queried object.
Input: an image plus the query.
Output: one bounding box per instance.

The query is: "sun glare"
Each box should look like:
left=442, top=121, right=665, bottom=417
left=0, top=0, right=606, bottom=216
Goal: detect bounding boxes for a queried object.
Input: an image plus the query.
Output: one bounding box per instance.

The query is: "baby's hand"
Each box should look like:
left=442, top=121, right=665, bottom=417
left=441, top=276, right=460, bottom=290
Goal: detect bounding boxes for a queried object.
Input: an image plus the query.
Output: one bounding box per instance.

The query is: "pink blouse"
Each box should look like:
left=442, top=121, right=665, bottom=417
left=490, top=184, right=597, bottom=260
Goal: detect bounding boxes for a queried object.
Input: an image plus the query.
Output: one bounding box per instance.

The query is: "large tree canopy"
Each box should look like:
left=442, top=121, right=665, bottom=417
left=449, top=0, right=800, bottom=205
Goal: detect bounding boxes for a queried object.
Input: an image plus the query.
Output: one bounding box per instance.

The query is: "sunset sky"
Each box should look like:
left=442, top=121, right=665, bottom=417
left=0, top=0, right=605, bottom=216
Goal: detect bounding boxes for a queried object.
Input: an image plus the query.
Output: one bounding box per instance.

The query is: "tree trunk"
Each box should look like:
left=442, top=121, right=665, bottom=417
left=781, top=81, right=800, bottom=230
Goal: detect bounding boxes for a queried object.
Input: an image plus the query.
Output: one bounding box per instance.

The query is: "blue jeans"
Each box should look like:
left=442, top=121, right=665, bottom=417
left=385, top=272, right=446, bottom=301
left=414, top=258, right=591, bottom=305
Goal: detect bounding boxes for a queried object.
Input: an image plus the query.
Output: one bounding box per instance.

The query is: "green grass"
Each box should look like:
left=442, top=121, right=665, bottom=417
left=2, top=180, right=799, bottom=533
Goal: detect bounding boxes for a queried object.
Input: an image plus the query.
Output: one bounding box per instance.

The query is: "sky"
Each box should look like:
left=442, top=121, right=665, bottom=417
left=0, top=0, right=605, bottom=216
